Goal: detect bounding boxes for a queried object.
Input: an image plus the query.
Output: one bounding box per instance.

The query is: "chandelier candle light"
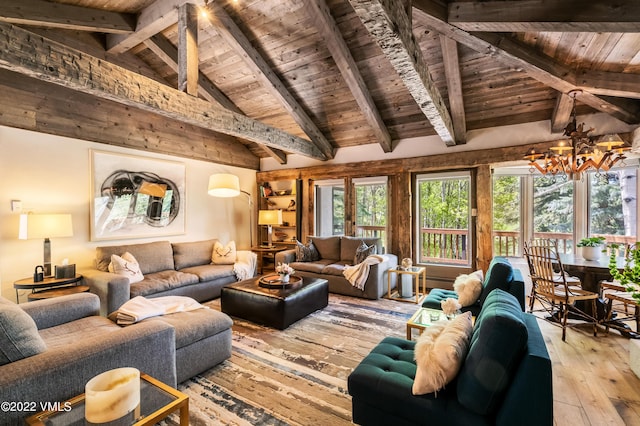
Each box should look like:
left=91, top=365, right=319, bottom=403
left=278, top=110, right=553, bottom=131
left=524, top=90, right=630, bottom=180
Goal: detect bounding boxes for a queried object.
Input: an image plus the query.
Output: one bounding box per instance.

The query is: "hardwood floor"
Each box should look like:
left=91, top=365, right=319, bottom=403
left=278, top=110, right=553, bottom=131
left=534, top=308, right=640, bottom=426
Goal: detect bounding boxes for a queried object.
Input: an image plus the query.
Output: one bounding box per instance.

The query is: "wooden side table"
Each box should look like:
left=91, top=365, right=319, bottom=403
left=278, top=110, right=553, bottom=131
left=13, top=274, right=85, bottom=303
left=251, top=246, right=287, bottom=274
left=387, top=267, right=427, bottom=304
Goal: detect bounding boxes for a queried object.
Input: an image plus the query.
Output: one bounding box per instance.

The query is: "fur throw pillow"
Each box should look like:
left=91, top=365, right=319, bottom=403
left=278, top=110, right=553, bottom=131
left=453, top=270, right=484, bottom=307
left=212, top=241, right=237, bottom=265
left=108, top=252, right=144, bottom=283
left=412, top=312, right=473, bottom=395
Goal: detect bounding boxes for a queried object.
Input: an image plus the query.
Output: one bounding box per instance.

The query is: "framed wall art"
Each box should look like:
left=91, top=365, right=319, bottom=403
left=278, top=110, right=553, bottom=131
left=90, top=150, right=186, bottom=241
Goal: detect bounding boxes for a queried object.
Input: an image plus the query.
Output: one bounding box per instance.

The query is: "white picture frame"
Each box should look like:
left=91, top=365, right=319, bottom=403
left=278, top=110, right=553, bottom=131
left=90, top=150, right=186, bottom=241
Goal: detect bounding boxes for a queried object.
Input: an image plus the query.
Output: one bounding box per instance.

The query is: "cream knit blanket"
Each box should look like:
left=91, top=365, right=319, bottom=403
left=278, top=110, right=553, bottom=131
left=343, top=254, right=389, bottom=290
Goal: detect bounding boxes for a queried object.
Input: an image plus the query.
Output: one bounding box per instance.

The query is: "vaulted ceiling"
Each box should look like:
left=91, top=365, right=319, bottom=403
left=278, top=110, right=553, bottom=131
left=1, top=0, right=639, bottom=169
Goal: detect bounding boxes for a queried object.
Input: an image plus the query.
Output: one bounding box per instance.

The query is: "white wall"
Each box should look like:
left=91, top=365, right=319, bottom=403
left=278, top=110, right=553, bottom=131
left=261, top=113, right=638, bottom=171
left=0, top=126, right=256, bottom=301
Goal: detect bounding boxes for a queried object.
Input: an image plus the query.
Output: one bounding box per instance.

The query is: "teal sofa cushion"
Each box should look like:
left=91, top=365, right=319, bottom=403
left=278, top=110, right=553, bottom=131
left=456, top=289, right=528, bottom=415
left=478, top=257, right=514, bottom=306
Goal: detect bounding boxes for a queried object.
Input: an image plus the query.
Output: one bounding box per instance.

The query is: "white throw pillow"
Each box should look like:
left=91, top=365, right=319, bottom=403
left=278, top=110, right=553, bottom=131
left=108, top=252, right=144, bottom=283
left=212, top=241, right=237, bottom=265
left=412, top=312, right=473, bottom=395
left=453, top=270, right=484, bottom=307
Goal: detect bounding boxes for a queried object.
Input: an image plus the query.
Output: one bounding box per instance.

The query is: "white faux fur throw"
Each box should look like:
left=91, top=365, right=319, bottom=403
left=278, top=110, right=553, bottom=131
left=113, top=295, right=206, bottom=325
left=343, top=254, right=389, bottom=290
left=234, top=250, right=257, bottom=281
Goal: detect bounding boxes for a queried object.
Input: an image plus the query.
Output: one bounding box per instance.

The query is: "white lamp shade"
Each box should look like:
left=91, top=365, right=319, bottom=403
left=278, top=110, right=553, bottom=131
left=258, top=209, right=283, bottom=225
left=19, top=213, right=73, bottom=239
left=208, top=173, right=241, bottom=197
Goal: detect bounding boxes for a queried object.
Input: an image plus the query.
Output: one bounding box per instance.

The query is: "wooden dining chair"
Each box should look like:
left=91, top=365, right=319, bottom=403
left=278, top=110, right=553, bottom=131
left=523, top=238, right=580, bottom=313
left=523, top=239, right=599, bottom=341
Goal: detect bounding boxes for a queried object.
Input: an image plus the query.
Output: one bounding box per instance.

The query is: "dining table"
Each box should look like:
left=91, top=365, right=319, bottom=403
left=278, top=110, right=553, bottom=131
left=560, top=253, right=637, bottom=338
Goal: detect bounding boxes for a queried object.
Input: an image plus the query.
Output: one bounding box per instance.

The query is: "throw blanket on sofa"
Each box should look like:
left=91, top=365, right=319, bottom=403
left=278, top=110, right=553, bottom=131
left=111, top=295, right=206, bottom=325
left=234, top=250, right=257, bottom=281
left=343, top=254, right=389, bottom=290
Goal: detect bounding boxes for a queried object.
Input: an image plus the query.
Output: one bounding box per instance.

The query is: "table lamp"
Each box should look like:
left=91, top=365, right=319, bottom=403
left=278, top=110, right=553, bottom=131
left=258, top=210, right=282, bottom=248
left=19, top=213, right=73, bottom=277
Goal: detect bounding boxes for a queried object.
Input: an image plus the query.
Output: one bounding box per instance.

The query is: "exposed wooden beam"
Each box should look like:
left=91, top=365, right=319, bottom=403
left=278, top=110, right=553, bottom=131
left=0, top=69, right=260, bottom=169
left=307, top=0, right=393, bottom=152
left=449, top=0, right=640, bottom=33
left=412, top=1, right=640, bottom=124
left=178, top=3, right=198, bottom=96
left=576, top=69, right=640, bottom=99
left=143, top=34, right=289, bottom=164
left=0, top=22, right=326, bottom=160
left=204, top=2, right=335, bottom=160
left=0, top=0, right=135, bottom=34
left=475, top=32, right=640, bottom=123
left=350, top=0, right=456, bottom=146
left=551, top=91, right=573, bottom=133
left=107, top=0, right=205, bottom=54
left=439, top=35, right=466, bottom=144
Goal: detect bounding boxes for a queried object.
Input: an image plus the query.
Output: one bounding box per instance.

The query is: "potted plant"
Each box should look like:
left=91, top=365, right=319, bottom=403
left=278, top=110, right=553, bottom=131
left=608, top=244, right=640, bottom=305
left=577, top=236, right=606, bottom=261
left=608, top=244, right=640, bottom=379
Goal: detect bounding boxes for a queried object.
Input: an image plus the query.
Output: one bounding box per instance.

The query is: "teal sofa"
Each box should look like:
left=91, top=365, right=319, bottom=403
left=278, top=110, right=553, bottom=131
left=422, top=257, right=525, bottom=316
left=347, top=289, right=552, bottom=426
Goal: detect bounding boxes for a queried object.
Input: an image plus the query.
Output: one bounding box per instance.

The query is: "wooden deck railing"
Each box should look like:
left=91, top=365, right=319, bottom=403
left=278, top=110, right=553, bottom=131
left=419, top=228, right=637, bottom=263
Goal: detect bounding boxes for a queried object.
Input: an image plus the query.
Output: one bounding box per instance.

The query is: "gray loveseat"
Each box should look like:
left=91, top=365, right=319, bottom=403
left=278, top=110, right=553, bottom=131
left=82, top=239, right=251, bottom=315
left=275, top=236, right=398, bottom=299
left=0, top=292, right=232, bottom=424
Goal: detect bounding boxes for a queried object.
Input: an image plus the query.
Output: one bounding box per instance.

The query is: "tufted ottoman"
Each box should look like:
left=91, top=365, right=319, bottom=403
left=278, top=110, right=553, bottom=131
left=220, top=276, right=328, bottom=329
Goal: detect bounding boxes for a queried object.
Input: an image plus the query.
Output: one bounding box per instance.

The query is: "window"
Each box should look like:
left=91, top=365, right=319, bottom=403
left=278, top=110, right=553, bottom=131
left=588, top=170, right=637, bottom=244
left=314, top=180, right=344, bottom=236
left=416, top=171, right=471, bottom=266
left=493, top=175, right=522, bottom=256
left=533, top=176, right=574, bottom=253
left=354, top=177, right=388, bottom=250
left=492, top=163, right=638, bottom=255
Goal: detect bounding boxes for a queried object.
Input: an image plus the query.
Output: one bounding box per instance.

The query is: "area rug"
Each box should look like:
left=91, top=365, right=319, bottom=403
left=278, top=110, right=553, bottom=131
left=168, top=294, right=418, bottom=425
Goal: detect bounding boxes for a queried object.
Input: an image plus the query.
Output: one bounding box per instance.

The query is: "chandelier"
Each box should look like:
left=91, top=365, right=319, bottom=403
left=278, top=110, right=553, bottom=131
left=524, top=90, right=630, bottom=179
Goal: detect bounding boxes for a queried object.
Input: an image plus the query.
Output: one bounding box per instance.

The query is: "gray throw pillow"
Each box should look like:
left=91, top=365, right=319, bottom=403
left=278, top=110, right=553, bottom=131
left=295, top=240, right=320, bottom=262
left=354, top=241, right=376, bottom=265
left=0, top=300, right=47, bottom=365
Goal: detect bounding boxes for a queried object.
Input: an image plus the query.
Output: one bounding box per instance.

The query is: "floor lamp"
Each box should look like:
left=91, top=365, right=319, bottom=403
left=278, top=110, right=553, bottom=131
left=208, top=173, right=253, bottom=247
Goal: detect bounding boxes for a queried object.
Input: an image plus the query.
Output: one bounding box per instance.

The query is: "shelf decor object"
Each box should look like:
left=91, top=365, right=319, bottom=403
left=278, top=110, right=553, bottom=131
left=258, top=209, right=283, bottom=248
left=19, top=213, right=73, bottom=277
left=208, top=173, right=254, bottom=247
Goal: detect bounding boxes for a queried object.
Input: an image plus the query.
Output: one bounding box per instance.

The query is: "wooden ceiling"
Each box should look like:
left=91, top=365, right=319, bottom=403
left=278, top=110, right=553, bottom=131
left=1, top=0, right=639, bottom=169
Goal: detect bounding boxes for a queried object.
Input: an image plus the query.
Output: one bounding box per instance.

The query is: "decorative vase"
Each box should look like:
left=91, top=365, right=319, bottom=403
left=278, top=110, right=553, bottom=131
left=401, top=257, right=413, bottom=270
left=581, top=246, right=602, bottom=261
left=279, top=274, right=290, bottom=283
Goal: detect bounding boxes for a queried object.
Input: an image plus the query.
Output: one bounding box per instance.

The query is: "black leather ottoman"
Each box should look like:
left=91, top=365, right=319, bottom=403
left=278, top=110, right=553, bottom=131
left=220, top=277, right=329, bottom=329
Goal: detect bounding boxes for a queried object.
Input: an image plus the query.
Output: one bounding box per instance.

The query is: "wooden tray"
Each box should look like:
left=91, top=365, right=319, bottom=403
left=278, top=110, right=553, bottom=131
left=259, top=274, right=302, bottom=289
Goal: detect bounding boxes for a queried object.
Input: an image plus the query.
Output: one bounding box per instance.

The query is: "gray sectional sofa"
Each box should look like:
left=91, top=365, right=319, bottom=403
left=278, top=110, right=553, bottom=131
left=82, top=239, right=251, bottom=315
left=0, top=292, right=233, bottom=424
left=275, top=236, right=398, bottom=299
